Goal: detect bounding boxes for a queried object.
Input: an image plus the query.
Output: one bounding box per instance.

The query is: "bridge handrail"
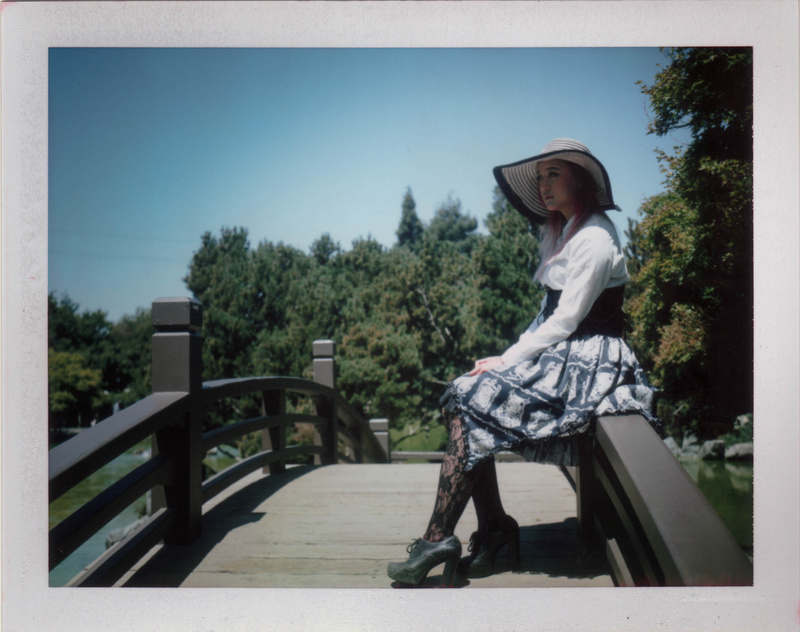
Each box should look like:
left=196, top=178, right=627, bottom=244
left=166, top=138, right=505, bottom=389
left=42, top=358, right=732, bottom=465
left=49, top=297, right=389, bottom=587
left=49, top=391, right=190, bottom=502
left=199, top=376, right=387, bottom=464
left=574, top=414, right=753, bottom=587
left=200, top=375, right=331, bottom=404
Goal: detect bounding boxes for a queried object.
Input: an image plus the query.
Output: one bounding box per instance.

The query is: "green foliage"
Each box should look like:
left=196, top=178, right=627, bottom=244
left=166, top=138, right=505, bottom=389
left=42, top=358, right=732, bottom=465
left=638, top=47, right=752, bottom=162
left=718, top=414, right=753, bottom=448
left=172, top=189, right=543, bottom=450
left=105, top=308, right=153, bottom=407
left=48, top=348, right=105, bottom=426
left=339, top=319, right=424, bottom=423
left=184, top=227, right=259, bottom=381
left=46, top=184, right=545, bottom=449
left=627, top=47, right=753, bottom=438
left=48, top=293, right=153, bottom=433
left=424, top=196, right=479, bottom=255
left=396, top=188, right=424, bottom=250
left=391, top=423, right=449, bottom=453
left=310, top=233, right=341, bottom=266
left=471, top=189, right=543, bottom=356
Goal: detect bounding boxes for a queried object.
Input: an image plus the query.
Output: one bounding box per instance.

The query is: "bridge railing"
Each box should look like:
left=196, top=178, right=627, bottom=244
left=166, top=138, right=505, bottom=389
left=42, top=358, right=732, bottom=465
left=569, top=414, right=753, bottom=587
left=48, top=297, right=389, bottom=587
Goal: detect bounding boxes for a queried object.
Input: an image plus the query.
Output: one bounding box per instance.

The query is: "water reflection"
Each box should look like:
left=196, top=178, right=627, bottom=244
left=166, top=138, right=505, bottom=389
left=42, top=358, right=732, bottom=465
left=49, top=448, right=151, bottom=587
left=680, top=458, right=754, bottom=552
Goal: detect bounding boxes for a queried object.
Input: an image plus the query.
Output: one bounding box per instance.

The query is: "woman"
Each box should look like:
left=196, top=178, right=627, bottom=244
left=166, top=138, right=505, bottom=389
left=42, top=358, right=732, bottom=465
left=387, top=139, right=660, bottom=588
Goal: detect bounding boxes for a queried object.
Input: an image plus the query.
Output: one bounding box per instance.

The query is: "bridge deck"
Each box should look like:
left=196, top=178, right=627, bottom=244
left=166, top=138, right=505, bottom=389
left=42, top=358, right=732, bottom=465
left=118, top=462, right=613, bottom=588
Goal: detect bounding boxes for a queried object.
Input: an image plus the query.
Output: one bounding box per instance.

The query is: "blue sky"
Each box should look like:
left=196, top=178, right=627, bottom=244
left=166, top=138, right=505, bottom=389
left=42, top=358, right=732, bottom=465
left=49, top=47, right=688, bottom=323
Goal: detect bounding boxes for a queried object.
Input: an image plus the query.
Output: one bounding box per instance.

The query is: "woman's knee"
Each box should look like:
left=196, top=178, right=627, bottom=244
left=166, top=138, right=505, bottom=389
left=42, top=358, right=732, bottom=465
left=443, top=412, right=464, bottom=436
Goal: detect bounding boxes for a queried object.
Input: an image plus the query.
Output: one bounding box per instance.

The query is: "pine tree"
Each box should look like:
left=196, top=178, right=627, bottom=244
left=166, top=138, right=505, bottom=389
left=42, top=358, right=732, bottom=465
left=395, top=188, right=424, bottom=250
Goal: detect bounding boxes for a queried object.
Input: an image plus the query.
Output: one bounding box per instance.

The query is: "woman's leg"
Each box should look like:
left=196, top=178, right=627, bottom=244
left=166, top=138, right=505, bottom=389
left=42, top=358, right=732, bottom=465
left=423, top=416, right=475, bottom=542
left=461, top=456, right=520, bottom=577
left=470, top=458, right=508, bottom=534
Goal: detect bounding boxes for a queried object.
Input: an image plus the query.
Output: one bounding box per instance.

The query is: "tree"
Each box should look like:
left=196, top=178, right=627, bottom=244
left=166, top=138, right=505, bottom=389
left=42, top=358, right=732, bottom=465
left=48, top=293, right=111, bottom=353
left=48, top=293, right=117, bottom=428
left=641, top=48, right=752, bottom=163
left=184, top=227, right=259, bottom=381
left=47, top=176, right=555, bottom=454
left=627, top=47, right=753, bottom=437
left=106, top=308, right=154, bottom=407
left=184, top=228, right=266, bottom=431
left=49, top=349, right=105, bottom=430
left=470, top=188, right=542, bottom=358
left=338, top=318, right=424, bottom=424
left=310, top=233, right=341, bottom=266
left=47, top=294, right=152, bottom=436
left=396, top=188, right=424, bottom=250
left=424, top=197, right=479, bottom=254
left=250, top=239, right=320, bottom=379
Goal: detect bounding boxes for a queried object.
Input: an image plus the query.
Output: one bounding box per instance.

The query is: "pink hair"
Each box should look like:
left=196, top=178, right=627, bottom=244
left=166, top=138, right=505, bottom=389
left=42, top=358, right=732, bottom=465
left=534, top=162, right=602, bottom=282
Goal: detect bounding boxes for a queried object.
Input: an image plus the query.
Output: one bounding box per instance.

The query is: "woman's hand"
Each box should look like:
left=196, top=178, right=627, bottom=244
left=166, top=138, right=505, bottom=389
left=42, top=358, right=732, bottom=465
left=469, top=356, right=505, bottom=376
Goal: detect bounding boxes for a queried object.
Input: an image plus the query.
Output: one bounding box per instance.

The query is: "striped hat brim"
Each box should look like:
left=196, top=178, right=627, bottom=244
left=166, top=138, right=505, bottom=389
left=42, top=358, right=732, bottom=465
left=493, top=139, right=617, bottom=225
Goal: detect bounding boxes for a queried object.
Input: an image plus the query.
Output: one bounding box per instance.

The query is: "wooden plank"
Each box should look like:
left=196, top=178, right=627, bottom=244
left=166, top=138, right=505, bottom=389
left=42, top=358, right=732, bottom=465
left=118, top=463, right=612, bottom=588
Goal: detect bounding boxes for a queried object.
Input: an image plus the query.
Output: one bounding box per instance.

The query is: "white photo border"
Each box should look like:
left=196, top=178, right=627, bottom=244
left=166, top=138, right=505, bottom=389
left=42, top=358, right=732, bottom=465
left=2, top=2, right=798, bottom=631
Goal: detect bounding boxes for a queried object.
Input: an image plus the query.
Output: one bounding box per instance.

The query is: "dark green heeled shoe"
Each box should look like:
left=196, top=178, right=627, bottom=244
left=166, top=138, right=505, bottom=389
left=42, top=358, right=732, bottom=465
left=458, top=515, right=520, bottom=578
left=387, top=536, right=462, bottom=588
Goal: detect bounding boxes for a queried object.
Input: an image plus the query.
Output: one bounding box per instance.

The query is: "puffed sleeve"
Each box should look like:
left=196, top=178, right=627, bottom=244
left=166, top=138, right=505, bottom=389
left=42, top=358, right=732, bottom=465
left=500, top=224, right=619, bottom=365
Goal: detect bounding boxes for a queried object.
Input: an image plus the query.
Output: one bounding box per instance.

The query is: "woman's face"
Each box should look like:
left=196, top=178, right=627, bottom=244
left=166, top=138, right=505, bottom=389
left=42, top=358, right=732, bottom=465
left=535, top=159, right=580, bottom=220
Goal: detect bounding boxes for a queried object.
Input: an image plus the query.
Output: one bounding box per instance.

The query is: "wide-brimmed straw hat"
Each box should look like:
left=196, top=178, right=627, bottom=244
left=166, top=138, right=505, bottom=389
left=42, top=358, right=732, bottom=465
left=493, top=138, right=619, bottom=225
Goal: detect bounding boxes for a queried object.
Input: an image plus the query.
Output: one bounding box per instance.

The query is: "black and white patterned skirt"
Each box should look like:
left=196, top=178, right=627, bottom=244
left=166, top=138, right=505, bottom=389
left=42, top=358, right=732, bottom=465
left=440, top=333, right=660, bottom=470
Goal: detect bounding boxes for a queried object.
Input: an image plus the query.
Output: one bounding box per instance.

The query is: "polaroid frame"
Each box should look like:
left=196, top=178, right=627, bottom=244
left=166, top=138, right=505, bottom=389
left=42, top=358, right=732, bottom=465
left=2, top=2, right=798, bottom=630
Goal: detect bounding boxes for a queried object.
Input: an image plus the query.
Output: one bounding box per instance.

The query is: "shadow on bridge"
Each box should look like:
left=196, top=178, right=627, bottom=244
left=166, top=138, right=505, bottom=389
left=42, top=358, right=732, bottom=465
left=120, top=465, right=317, bottom=587
left=117, top=461, right=614, bottom=589
left=393, top=517, right=612, bottom=590
left=516, top=519, right=611, bottom=579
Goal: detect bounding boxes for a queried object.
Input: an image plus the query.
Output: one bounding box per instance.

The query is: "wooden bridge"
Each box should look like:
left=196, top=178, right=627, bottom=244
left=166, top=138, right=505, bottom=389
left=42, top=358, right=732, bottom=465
left=117, top=461, right=612, bottom=588
left=49, top=297, right=752, bottom=589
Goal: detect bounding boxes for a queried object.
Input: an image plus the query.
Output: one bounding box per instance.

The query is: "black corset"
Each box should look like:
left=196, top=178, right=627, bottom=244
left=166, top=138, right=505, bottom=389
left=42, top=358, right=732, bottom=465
left=543, top=285, right=628, bottom=338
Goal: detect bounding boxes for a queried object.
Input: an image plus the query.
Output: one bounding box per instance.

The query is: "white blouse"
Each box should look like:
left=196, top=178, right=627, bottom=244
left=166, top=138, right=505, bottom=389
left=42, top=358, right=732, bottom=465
left=500, top=212, right=629, bottom=365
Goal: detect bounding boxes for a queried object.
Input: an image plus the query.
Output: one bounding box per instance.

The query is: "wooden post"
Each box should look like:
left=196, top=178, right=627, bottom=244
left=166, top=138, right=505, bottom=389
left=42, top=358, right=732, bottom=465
left=312, top=340, right=337, bottom=465
left=150, top=297, right=203, bottom=544
left=369, top=419, right=391, bottom=463
left=262, top=389, right=286, bottom=475
left=575, top=433, right=596, bottom=541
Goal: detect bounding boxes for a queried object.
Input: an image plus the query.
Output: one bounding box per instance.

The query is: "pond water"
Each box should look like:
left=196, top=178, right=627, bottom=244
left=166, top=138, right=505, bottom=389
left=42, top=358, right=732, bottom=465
left=49, top=441, right=239, bottom=587
left=679, top=458, right=754, bottom=554
left=49, top=447, right=151, bottom=587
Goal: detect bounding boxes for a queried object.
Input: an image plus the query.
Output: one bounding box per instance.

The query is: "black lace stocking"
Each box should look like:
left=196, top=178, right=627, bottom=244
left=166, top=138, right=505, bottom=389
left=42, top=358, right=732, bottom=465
left=470, top=457, right=507, bottom=534
left=424, top=416, right=474, bottom=542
